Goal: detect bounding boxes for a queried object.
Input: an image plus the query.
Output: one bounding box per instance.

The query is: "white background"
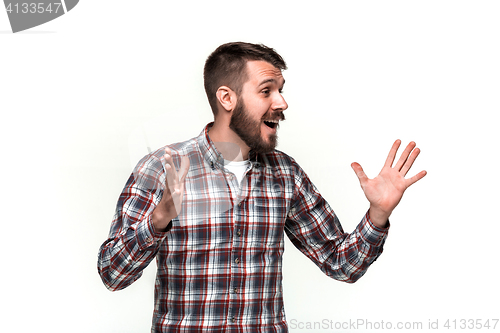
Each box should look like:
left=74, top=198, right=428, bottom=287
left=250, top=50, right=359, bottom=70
left=1, top=1, right=499, bottom=332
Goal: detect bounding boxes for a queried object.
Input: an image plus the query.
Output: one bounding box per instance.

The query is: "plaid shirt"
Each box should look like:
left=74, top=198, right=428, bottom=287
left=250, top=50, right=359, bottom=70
left=98, top=124, right=389, bottom=333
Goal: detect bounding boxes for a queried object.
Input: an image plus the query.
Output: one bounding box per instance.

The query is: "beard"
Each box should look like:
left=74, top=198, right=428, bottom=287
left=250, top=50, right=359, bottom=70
left=229, top=97, right=284, bottom=154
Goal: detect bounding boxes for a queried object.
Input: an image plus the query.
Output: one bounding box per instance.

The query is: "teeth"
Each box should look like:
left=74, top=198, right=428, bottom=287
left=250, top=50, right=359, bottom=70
left=265, top=119, right=279, bottom=123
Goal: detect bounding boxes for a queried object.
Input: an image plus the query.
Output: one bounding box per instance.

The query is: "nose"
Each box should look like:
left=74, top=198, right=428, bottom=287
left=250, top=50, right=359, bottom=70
left=273, top=93, right=288, bottom=112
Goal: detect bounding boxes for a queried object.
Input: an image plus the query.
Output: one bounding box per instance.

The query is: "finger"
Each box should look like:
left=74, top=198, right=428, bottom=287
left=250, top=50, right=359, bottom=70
left=406, top=170, right=427, bottom=187
left=164, top=153, right=178, bottom=196
left=165, top=152, right=179, bottom=186
left=179, top=155, right=190, bottom=183
left=351, top=162, right=368, bottom=185
left=164, top=163, right=175, bottom=195
left=384, top=139, right=402, bottom=168
left=400, top=147, right=420, bottom=176
left=394, top=141, right=416, bottom=171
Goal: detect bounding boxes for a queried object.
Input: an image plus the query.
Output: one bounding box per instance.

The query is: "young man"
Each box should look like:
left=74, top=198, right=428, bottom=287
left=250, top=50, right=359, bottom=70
left=98, top=42, right=426, bottom=332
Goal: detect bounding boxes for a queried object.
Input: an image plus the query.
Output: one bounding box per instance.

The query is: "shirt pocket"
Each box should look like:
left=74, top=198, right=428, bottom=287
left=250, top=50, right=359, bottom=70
left=250, top=180, right=289, bottom=247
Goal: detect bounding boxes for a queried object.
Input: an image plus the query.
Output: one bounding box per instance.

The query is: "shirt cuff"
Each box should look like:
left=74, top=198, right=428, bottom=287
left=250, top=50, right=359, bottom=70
left=358, top=211, right=390, bottom=247
left=135, top=215, right=169, bottom=251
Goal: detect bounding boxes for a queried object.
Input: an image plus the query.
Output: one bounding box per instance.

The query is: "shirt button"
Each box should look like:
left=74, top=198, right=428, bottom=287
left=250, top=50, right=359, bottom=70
left=231, top=316, right=236, bottom=323
left=233, top=288, right=238, bottom=293
left=234, top=258, right=240, bottom=264
left=236, top=230, right=241, bottom=237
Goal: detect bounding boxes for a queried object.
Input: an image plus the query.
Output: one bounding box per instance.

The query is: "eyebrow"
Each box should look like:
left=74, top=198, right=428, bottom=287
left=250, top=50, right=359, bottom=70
left=258, top=78, right=286, bottom=89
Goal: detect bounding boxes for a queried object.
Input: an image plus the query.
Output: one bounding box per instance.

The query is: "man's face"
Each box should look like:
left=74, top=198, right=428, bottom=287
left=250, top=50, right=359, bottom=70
left=229, top=60, right=288, bottom=153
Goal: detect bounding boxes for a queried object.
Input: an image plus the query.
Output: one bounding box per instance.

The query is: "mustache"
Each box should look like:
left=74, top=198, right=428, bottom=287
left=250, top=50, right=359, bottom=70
left=263, top=111, right=286, bottom=121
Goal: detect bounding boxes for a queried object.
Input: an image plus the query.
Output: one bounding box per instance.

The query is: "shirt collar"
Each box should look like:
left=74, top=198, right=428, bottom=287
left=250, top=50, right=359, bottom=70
left=197, top=123, right=261, bottom=170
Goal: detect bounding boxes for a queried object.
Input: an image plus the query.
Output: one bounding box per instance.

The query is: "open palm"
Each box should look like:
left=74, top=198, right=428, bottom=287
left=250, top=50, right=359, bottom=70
left=152, top=148, right=190, bottom=232
left=351, top=140, right=427, bottom=227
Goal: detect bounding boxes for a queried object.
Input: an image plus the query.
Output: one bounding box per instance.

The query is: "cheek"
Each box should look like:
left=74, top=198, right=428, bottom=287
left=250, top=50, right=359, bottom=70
left=243, top=95, right=270, bottom=118
left=246, top=106, right=265, bottom=119
left=254, top=102, right=271, bottom=118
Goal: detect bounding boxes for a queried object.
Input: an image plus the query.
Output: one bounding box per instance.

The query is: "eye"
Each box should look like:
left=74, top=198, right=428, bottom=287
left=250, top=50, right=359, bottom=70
left=261, top=88, right=271, bottom=96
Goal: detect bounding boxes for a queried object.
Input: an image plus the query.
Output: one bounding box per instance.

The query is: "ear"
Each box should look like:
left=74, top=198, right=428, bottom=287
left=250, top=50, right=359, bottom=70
left=216, top=86, right=237, bottom=113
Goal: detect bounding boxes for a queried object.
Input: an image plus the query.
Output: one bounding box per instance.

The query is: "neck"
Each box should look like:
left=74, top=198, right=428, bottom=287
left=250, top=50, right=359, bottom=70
left=208, top=122, right=250, bottom=161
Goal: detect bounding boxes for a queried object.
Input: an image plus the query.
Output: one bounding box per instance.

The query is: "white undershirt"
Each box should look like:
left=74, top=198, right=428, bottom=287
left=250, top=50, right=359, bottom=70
left=224, top=159, right=250, bottom=185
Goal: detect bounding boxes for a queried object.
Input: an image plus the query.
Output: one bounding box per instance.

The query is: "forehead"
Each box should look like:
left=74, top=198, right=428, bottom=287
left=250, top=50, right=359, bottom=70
left=244, top=60, right=284, bottom=87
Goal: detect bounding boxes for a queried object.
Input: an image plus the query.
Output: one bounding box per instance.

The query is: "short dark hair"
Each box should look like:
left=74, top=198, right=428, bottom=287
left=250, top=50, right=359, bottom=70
left=203, top=42, right=287, bottom=116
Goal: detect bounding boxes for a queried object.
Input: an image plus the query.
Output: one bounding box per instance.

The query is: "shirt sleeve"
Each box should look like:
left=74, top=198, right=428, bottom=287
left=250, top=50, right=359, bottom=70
left=284, top=166, right=389, bottom=283
left=97, top=153, right=169, bottom=291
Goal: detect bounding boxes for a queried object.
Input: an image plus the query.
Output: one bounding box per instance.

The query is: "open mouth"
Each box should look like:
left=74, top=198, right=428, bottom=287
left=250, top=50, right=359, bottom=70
left=263, top=119, right=279, bottom=129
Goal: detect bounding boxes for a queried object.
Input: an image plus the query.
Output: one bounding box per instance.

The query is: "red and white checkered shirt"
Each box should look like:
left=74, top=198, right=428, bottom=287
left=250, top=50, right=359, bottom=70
left=98, top=124, right=389, bottom=333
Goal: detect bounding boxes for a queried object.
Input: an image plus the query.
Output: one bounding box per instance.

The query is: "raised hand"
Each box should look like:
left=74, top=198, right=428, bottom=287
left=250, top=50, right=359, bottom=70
left=351, top=140, right=427, bottom=228
left=152, top=148, right=190, bottom=232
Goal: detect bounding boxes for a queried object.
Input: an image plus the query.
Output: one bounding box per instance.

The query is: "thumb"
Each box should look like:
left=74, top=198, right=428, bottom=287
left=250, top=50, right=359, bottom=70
left=351, top=162, right=368, bottom=184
